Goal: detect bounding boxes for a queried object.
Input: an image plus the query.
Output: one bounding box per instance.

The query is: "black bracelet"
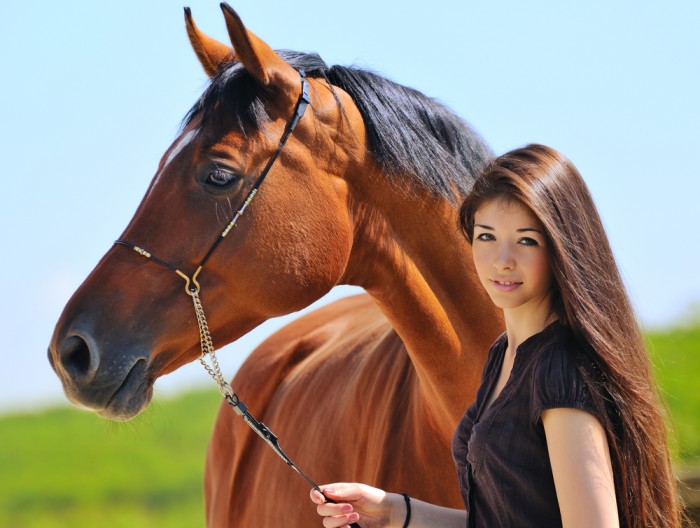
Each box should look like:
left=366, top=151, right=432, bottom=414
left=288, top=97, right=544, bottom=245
left=401, top=493, right=411, bottom=528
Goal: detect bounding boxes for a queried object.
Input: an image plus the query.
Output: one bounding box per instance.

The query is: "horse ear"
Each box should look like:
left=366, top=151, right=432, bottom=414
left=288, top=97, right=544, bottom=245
left=184, top=7, right=234, bottom=78
left=219, top=3, right=301, bottom=101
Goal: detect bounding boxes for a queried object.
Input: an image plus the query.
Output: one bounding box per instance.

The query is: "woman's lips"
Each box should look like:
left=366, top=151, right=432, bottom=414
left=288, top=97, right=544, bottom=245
left=490, top=279, right=522, bottom=292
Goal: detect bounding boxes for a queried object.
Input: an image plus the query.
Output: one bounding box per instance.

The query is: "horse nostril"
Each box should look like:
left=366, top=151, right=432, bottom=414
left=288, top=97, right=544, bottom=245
left=59, top=335, right=96, bottom=379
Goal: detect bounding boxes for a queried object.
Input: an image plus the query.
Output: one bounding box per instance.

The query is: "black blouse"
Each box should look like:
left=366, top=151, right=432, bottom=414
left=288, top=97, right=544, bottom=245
left=452, top=321, right=604, bottom=528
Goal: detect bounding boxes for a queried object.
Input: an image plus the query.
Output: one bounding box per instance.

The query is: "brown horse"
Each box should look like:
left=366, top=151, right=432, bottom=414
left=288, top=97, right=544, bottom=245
left=48, top=4, right=503, bottom=526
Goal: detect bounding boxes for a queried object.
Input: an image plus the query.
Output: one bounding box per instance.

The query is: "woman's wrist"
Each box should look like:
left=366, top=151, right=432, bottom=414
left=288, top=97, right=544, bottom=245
left=400, top=493, right=411, bottom=527
left=385, top=492, right=411, bottom=528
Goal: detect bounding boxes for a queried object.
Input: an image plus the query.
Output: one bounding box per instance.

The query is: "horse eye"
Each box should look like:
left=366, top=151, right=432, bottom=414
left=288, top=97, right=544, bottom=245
left=206, top=169, right=237, bottom=187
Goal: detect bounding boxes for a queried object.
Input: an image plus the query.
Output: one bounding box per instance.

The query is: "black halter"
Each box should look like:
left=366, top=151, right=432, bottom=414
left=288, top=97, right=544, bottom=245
left=114, top=70, right=360, bottom=526
left=115, top=70, right=311, bottom=291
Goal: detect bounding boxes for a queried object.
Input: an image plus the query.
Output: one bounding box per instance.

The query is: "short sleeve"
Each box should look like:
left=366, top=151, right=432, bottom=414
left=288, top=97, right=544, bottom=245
left=530, top=343, right=599, bottom=425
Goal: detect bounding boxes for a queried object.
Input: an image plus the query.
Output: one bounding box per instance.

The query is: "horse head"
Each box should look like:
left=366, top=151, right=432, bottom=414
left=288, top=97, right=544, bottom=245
left=49, top=4, right=366, bottom=420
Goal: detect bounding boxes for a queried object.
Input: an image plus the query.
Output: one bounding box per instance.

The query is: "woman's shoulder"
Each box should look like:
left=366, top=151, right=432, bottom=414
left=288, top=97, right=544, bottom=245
left=531, top=321, right=584, bottom=367
left=527, top=322, right=600, bottom=423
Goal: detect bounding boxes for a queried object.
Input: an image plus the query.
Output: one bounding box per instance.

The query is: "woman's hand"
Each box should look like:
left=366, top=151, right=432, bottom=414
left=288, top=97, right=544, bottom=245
left=310, top=482, right=403, bottom=528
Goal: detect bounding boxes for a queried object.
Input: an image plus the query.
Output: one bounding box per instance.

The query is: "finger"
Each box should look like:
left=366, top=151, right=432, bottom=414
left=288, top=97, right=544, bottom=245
left=323, top=512, right=360, bottom=528
left=320, top=483, right=362, bottom=502
left=316, top=501, right=353, bottom=517
left=311, top=486, right=349, bottom=505
left=310, top=488, right=326, bottom=504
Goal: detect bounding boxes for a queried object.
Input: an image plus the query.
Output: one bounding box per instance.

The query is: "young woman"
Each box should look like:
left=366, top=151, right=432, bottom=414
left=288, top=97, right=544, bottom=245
left=310, top=144, right=682, bottom=527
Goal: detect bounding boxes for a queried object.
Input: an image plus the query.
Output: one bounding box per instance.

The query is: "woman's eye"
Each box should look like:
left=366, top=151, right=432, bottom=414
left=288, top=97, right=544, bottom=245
left=475, top=233, right=495, bottom=241
left=518, top=237, right=539, bottom=246
left=206, top=169, right=238, bottom=187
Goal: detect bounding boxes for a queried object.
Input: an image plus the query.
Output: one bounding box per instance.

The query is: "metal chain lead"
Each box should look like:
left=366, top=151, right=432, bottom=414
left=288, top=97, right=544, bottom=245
left=190, top=289, right=233, bottom=399
left=188, top=289, right=344, bottom=507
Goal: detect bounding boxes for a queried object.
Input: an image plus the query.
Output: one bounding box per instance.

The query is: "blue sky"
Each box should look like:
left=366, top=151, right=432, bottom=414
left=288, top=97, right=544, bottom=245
left=2, top=1, right=698, bottom=413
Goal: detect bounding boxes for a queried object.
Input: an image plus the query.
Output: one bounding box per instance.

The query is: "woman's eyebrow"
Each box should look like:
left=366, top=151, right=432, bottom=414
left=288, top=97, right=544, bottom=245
left=475, top=224, right=543, bottom=233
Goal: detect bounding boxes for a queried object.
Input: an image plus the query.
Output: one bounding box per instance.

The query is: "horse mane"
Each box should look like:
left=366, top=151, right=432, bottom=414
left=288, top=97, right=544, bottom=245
left=184, top=50, right=493, bottom=203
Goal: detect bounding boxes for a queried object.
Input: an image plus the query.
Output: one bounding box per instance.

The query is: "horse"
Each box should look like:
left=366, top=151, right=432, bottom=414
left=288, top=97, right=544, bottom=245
left=48, top=4, right=504, bottom=526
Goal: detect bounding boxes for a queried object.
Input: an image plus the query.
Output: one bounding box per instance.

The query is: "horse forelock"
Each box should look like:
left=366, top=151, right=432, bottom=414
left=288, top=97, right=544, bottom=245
left=183, top=50, right=493, bottom=204
left=182, top=51, right=329, bottom=137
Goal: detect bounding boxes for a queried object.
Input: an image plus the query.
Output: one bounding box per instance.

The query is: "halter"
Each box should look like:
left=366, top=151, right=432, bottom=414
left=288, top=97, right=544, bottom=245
left=116, top=70, right=310, bottom=298
left=114, top=71, right=359, bottom=525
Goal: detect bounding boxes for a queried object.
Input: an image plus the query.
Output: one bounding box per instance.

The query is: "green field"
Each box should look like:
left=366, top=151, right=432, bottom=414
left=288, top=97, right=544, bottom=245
left=647, top=322, right=700, bottom=463
left=1, top=324, right=698, bottom=527
left=0, top=390, right=221, bottom=528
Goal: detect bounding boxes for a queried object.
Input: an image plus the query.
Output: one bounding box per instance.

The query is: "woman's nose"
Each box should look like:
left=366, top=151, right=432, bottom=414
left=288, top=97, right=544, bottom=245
left=493, top=244, right=515, bottom=270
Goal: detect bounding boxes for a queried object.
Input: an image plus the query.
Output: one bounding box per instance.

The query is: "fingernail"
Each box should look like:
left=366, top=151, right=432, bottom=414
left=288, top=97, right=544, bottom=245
left=341, top=504, right=353, bottom=514
left=324, top=488, right=335, bottom=495
left=348, top=513, right=360, bottom=522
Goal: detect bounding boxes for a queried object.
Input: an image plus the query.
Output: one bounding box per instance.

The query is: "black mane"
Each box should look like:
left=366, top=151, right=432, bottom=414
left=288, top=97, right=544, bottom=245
left=184, top=50, right=493, bottom=202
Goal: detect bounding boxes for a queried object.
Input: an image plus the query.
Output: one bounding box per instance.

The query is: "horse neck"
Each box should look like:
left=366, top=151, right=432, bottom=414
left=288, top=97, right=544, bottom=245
left=342, top=174, right=504, bottom=424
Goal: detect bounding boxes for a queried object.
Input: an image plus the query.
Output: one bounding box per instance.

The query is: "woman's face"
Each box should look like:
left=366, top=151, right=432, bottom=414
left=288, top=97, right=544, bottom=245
left=471, top=198, right=553, bottom=317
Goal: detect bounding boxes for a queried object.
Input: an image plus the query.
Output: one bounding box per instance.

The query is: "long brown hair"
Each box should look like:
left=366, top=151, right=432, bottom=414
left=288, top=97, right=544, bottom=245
left=459, top=144, right=683, bottom=527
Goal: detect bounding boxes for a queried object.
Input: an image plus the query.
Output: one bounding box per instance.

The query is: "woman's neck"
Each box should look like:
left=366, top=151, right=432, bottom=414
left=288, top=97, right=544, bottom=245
left=503, top=295, right=555, bottom=352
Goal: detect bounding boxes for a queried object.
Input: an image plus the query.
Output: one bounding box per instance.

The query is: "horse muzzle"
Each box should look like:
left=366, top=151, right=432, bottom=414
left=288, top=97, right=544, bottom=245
left=49, top=331, right=153, bottom=421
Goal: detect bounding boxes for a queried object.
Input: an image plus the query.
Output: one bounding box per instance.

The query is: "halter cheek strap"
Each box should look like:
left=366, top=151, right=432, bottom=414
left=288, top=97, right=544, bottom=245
left=197, top=72, right=310, bottom=269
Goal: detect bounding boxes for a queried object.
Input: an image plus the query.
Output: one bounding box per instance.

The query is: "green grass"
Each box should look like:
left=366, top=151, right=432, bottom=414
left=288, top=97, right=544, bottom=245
left=0, top=323, right=698, bottom=527
left=0, top=390, right=221, bottom=528
left=647, top=323, right=700, bottom=464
